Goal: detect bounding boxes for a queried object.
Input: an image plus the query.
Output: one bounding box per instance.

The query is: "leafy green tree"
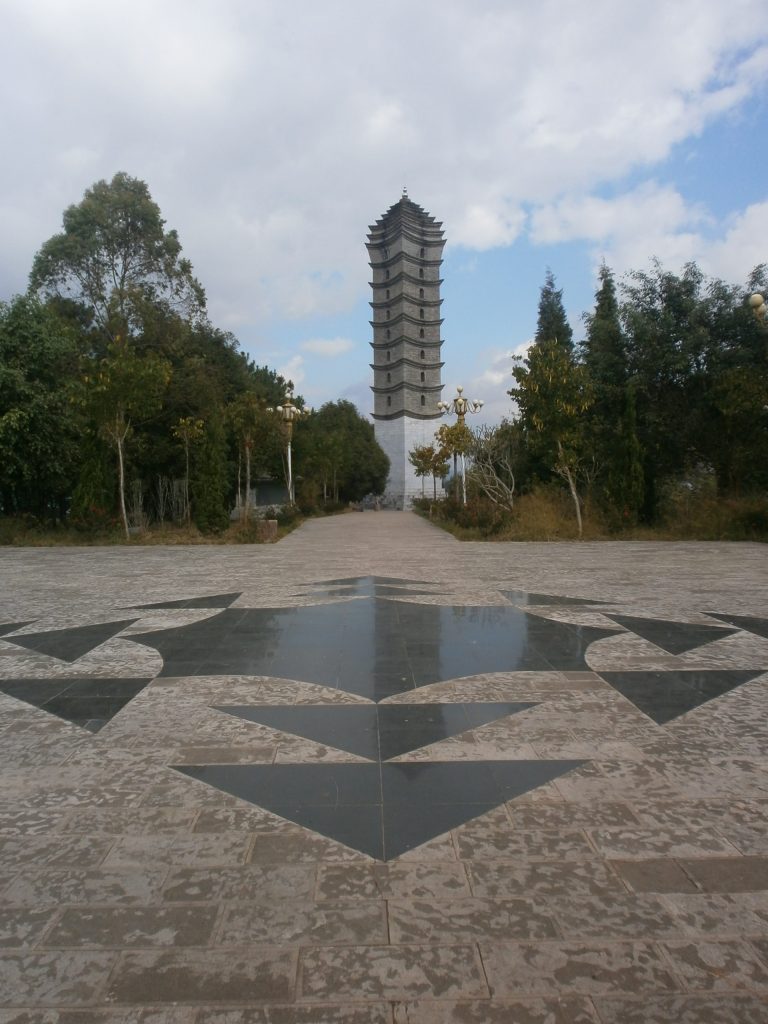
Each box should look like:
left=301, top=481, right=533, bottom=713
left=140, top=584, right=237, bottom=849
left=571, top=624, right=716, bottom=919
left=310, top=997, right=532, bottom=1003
left=535, top=270, right=573, bottom=351
left=295, top=401, right=388, bottom=503
left=80, top=337, right=171, bottom=539
left=409, top=445, right=435, bottom=497
left=191, top=411, right=230, bottom=533
left=172, top=416, right=205, bottom=524
left=510, top=338, right=593, bottom=535
left=29, top=172, right=206, bottom=343
left=0, top=296, right=84, bottom=520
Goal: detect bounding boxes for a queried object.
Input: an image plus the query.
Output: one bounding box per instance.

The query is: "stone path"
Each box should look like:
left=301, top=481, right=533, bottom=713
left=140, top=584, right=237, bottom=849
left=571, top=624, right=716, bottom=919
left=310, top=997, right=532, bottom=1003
left=1, top=512, right=768, bottom=1022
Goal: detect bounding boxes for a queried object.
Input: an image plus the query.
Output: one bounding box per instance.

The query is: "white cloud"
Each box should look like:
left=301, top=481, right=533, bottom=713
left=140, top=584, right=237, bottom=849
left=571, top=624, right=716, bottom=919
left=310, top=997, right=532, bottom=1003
left=1, top=0, right=767, bottom=331
left=277, top=355, right=305, bottom=390
left=300, top=337, right=356, bottom=357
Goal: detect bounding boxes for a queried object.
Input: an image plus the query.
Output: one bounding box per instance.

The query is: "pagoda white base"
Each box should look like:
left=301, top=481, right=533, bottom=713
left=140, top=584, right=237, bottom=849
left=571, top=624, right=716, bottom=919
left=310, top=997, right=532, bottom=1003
left=374, top=416, right=444, bottom=509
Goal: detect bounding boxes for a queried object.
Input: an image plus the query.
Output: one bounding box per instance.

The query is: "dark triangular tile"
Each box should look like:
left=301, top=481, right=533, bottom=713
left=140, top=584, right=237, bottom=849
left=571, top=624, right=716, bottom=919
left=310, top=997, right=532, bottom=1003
left=606, top=614, right=737, bottom=655
left=131, top=593, right=241, bottom=610
left=175, top=763, right=384, bottom=858
left=706, top=614, right=768, bottom=642
left=381, top=759, right=585, bottom=859
left=216, top=701, right=537, bottom=762
left=0, top=677, right=152, bottom=731
left=173, top=758, right=586, bottom=861
left=216, top=706, right=380, bottom=760
left=0, top=621, right=35, bottom=637
left=6, top=620, right=137, bottom=662
left=377, top=702, right=537, bottom=760
left=598, top=670, right=764, bottom=725
left=501, top=591, right=604, bottom=607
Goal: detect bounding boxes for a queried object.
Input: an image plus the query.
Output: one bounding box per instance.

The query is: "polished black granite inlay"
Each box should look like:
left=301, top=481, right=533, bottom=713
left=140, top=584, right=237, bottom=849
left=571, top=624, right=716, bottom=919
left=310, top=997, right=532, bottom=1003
left=175, top=759, right=585, bottom=860
left=706, top=614, right=768, bottom=642
left=5, top=620, right=137, bottom=662
left=0, top=677, right=153, bottom=731
left=598, top=670, right=764, bottom=724
left=216, top=702, right=536, bottom=761
left=130, top=592, right=241, bottom=610
left=0, top=621, right=35, bottom=637
left=501, top=591, right=605, bottom=607
left=606, top=614, right=737, bottom=655
left=127, top=582, right=620, bottom=701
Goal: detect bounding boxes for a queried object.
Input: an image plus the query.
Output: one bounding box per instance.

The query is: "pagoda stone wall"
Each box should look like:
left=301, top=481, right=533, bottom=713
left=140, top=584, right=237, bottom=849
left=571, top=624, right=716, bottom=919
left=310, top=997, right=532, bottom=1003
left=367, top=193, right=446, bottom=508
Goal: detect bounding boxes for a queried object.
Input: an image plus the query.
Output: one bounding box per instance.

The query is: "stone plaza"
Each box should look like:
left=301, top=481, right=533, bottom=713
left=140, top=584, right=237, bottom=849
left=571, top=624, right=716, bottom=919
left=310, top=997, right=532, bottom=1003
left=1, top=513, right=768, bottom=1022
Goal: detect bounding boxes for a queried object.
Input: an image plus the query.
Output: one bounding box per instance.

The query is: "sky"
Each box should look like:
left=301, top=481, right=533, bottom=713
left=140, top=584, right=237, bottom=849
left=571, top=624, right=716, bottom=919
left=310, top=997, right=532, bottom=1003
left=2, top=0, right=767, bottom=425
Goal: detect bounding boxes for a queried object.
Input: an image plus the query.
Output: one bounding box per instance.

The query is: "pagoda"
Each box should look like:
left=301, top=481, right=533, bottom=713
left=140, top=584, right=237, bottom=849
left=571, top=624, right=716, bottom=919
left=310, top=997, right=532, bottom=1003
left=367, top=191, right=445, bottom=507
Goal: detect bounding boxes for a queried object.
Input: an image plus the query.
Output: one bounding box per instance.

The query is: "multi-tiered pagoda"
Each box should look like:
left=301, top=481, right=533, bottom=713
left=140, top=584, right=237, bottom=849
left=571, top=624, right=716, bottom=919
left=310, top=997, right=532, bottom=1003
left=367, top=192, right=445, bottom=507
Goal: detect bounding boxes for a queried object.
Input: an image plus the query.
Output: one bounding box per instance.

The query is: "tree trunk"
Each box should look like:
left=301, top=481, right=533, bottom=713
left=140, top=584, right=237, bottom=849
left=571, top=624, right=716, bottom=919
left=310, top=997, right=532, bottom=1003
left=243, top=443, right=251, bottom=524
left=116, top=428, right=129, bottom=541
left=558, top=441, right=582, bottom=538
left=184, top=441, right=191, bottom=525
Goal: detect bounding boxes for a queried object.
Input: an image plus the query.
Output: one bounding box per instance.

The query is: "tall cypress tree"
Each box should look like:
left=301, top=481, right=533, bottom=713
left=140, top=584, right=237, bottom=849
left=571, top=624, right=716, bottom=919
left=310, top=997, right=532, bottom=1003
left=535, top=270, right=573, bottom=351
left=191, top=411, right=230, bottom=533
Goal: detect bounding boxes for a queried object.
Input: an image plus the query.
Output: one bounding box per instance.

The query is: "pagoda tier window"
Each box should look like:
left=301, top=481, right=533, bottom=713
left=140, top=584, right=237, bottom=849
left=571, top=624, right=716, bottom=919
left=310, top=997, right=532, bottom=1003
left=419, top=268, right=424, bottom=279
left=420, top=349, right=425, bottom=359
left=419, top=309, right=424, bottom=319
left=386, top=350, right=391, bottom=362
left=420, top=371, right=425, bottom=382
left=387, top=396, right=392, bottom=407
left=420, top=395, right=426, bottom=406
left=386, top=310, right=390, bottom=319
left=419, top=288, right=424, bottom=298
left=419, top=328, right=424, bottom=338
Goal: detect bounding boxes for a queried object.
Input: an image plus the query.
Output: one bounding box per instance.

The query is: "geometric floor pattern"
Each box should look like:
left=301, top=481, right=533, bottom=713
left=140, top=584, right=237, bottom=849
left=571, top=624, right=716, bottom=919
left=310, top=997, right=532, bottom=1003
left=3, top=526, right=768, bottom=1017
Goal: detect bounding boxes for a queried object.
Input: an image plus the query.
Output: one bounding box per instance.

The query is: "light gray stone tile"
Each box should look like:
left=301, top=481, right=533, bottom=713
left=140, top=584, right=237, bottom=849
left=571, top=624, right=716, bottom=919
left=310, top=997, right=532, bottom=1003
left=43, top=905, right=219, bottom=948
left=298, top=944, right=488, bottom=1001
left=216, top=900, right=387, bottom=946
left=480, top=941, right=679, bottom=996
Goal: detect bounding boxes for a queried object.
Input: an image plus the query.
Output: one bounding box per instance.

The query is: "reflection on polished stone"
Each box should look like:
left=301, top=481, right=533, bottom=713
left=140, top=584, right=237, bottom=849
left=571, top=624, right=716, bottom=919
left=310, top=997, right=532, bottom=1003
left=598, top=670, right=764, bottom=724
left=216, top=701, right=537, bottom=761
left=175, top=759, right=585, bottom=860
left=127, top=578, right=620, bottom=702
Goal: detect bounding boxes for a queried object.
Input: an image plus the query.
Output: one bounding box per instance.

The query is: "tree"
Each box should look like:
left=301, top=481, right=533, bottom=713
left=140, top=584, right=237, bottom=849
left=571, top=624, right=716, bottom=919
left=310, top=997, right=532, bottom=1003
left=469, top=422, right=520, bottom=512
left=172, top=416, right=205, bottom=524
left=228, top=394, right=281, bottom=521
left=409, top=445, right=439, bottom=498
left=535, top=270, right=573, bottom=352
left=191, top=411, right=231, bottom=534
left=295, top=401, right=389, bottom=503
left=0, top=296, right=82, bottom=519
left=29, top=172, right=206, bottom=342
left=80, top=337, right=170, bottom=539
left=436, top=422, right=472, bottom=501
left=509, top=337, right=593, bottom=535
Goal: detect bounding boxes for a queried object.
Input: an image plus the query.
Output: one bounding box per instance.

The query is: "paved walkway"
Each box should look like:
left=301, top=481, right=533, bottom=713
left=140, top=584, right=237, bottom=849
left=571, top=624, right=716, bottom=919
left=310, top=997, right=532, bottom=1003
left=1, top=512, right=768, bottom=1022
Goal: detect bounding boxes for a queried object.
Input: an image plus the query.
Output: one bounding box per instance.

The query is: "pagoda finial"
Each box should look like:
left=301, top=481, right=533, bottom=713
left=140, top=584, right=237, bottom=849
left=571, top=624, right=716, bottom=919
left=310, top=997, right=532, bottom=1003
left=402, top=186, right=408, bottom=200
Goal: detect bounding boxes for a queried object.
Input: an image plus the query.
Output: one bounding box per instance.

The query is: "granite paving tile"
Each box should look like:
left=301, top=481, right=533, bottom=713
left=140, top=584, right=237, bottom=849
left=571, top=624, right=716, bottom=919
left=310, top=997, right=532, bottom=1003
left=678, top=856, right=768, bottom=892
left=196, top=1007, right=394, bottom=1024
left=0, top=908, right=58, bottom=949
left=105, top=949, right=298, bottom=1004
left=466, top=860, right=626, bottom=899
left=387, top=896, right=558, bottom=942
left=660, top=893, right=768, bottom=936
left=587, top=827, right=740, bottom=859
left=0, top=1011, right=198, bottom=1024
left=316, top=862, right=472, bottom=900
left=102, top=836, right=252, bottom=869
left=593, top=993, right=768, bottom=1023
left=298, top=944, right=488, bottom=1001
left=661, top=939, right=768, bottom=992
left=391, top=998, right=600, bottom=1022
left=543, top=893, right=686, bottom=938
left=0, top=951, right=117, bottom=1006
left=479, top=940, right=679, bottom=997
left=42, top=906, right=219, bottom=949
left=161, top=865, right=316, bottom=903
left=3, top=870, right=169, bottom=908
left=609, top=858, right=700, bottom=893
left=215, top=900, right=387, bottom=946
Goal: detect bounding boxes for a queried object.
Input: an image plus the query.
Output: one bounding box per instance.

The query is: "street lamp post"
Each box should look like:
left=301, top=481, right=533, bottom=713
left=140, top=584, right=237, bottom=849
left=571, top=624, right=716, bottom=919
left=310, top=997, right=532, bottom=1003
left=268, top=392, right=304, bottom=504
left=437, top=385, right=483, bottom=506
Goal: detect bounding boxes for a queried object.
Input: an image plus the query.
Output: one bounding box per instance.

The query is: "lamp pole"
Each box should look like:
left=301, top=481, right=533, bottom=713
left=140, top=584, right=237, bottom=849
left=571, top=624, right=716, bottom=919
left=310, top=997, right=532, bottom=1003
left=750, top=292, right=767, bottom=324
left=437, top=385, right=483, bottom=506
left=268, top=392, right=304, bottom=504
